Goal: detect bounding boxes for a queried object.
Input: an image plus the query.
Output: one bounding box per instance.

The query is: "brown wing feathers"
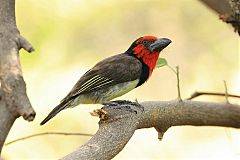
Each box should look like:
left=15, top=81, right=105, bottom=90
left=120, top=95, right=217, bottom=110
left=40, top=54, right=143, bottom=125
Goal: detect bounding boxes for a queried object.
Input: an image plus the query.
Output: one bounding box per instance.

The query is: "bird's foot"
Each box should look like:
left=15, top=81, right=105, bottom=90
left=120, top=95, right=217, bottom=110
left=102, top=100, right=144, bottom=114
left=134, top=99, right=144, bottom=111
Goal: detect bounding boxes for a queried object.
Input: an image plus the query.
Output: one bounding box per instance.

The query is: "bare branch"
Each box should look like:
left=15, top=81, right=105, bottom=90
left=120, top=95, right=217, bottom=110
left=199, top=0, right=240, bottom=35
left=5, top=132, right=93, bottom=146
left=166, top=65, right=182, bottom=101
left=176, top=66, right=182, bottom=101
left=199, top=0, right=231, bottom=14
left=186, top=91, right=240, bottom=100
left=62, top=100, right=240, bottom=160
left=18, top=35, right=34, bottom=53
left=223, top=80, right=230, bottom=103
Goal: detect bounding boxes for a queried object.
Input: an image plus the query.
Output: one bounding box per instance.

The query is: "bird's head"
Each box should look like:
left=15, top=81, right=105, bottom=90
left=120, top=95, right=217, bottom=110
left=126, top=36, right=172, bottom=74
left=126, top=36, right=171, bottom=59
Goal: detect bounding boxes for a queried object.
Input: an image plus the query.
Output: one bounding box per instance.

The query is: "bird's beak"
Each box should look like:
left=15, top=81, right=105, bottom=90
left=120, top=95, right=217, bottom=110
left=150, top=38, right=172, bottom=52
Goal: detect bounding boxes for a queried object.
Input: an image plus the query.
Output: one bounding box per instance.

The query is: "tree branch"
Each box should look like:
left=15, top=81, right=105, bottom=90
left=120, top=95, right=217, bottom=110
left=199, top=0, right=231, bottom=14
left=199, top=0, right=240, bottom=35
left=186, top=91, right=240, bottom=100
left=0, top=0, right=35, bottom=155
left=62, top=100, right=240, bottom=160
left=5, top=132, right=93, bottom=146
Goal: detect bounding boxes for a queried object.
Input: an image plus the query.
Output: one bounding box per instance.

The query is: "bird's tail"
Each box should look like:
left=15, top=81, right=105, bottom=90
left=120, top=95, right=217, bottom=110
left=40, top=100, right=72, bottom=125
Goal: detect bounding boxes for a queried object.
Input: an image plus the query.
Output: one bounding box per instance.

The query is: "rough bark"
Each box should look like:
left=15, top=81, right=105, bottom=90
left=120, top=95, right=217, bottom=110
left=0, top=0, right=35, bottom=155
left=199, top=0, right=240, bottom=35
left=62, top=100, right=240, bottom=160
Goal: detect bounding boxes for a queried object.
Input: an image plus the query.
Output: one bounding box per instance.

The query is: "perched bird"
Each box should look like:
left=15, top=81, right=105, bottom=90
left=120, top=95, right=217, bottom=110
left=40, top=36, right=171, bottom=125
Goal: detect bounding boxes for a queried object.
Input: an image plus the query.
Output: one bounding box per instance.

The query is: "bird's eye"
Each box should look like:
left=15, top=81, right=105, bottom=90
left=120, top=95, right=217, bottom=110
left=142, top=40, right=148, bottom=44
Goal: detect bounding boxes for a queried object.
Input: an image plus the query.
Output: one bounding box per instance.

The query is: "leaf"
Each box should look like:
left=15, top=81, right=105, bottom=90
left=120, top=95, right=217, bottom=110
left=156, top=58, right=168, bottom=68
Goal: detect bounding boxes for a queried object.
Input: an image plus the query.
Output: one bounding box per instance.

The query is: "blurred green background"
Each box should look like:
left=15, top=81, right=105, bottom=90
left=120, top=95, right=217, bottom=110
left=3, top=0, right=239, bottom=159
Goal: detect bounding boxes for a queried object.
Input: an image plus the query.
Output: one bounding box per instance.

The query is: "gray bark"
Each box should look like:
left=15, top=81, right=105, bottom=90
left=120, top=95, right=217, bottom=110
left=62, top=100, right=240, bottom=160
left=0, top=0, right=35, bottom=155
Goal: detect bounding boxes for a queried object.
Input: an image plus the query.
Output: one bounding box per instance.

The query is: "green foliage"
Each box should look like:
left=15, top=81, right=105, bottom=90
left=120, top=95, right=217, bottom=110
left=156, top=58, right=168, bottom=68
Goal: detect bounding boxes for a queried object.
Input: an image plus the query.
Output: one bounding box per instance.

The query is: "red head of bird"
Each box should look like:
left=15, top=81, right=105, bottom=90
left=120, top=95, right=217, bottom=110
left=126, top=36, right=171, bottom=78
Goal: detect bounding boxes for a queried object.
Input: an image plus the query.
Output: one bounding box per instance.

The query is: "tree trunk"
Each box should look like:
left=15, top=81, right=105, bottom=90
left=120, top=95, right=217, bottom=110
left=0, top=0, right=35, bottom=155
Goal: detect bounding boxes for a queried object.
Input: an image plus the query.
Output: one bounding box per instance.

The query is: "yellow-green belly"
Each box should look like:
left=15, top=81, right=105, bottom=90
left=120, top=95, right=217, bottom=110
left=70, top=79, right=139, bottom=106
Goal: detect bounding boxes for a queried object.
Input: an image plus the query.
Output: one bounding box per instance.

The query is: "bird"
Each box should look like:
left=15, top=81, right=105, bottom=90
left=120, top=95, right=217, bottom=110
left=40, top=36, right=171, bottom=125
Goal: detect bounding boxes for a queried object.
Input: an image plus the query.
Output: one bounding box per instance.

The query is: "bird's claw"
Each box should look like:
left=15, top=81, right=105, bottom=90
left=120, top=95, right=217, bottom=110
left=102, top=100, right=144, bottom=114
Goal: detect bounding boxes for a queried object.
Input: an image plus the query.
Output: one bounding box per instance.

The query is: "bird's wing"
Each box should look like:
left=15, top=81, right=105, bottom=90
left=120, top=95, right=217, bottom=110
left=61, top=54, right=142, bottom=102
